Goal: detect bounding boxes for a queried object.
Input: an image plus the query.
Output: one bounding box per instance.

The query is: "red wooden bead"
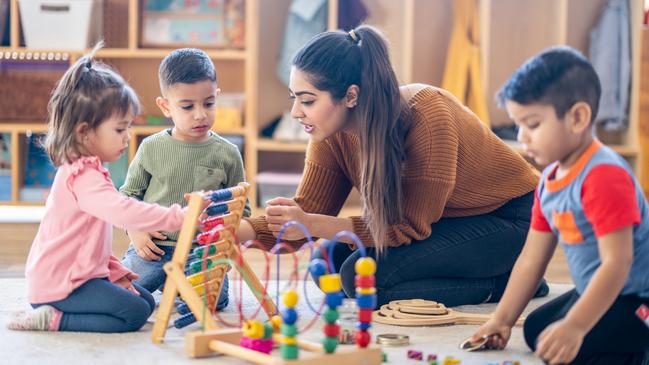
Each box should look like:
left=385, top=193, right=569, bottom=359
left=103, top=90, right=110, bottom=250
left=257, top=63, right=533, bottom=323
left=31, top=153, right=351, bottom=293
left=323, top=323, right=340, bottom=337
left=355, top=275, right=375, bottom=288
left=355, top=330, right=371, bottom=347
left=358, top=308, right=373, bottom=323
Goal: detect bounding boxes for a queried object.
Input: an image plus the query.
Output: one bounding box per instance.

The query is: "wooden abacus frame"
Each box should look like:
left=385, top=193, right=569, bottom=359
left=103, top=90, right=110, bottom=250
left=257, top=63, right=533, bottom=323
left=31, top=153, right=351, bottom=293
left=151, top=182, right=277, bottom=343
left=150, top=184, right=382, bottom=365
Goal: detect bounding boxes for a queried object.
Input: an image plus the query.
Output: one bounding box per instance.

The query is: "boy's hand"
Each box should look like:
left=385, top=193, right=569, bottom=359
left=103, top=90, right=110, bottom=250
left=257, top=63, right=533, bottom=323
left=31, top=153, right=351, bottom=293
left=128, top=229, right=166, bottom=261
left=536, top=319, right=584, bottom=365
left=470, top=318, right=512, bottom=350
left=115, top=275, right=140, bottom=295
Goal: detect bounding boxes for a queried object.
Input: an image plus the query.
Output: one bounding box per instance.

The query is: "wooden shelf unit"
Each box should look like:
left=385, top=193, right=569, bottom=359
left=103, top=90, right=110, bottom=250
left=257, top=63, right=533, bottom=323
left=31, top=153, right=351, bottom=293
left=0, top=0, right=259, bottom=206
left=1, top=0, right=645, bottom=207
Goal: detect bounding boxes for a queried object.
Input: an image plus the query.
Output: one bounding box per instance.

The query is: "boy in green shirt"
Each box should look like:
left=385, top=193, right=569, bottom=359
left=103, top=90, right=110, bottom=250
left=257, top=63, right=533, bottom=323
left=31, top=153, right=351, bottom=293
left=121, top=48, right=250, bottom=310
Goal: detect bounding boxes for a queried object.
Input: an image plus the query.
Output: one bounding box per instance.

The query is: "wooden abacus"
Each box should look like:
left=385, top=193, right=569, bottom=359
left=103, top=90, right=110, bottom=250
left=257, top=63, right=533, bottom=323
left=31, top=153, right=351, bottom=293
left=151, top=182, right=277, bottom=343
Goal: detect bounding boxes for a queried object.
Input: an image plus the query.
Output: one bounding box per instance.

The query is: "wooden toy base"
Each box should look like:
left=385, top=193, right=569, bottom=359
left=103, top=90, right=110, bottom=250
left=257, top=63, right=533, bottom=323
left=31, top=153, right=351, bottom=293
left=373, top=299, right=525, bottom=326
left=186, top=329, right=383, bottom=365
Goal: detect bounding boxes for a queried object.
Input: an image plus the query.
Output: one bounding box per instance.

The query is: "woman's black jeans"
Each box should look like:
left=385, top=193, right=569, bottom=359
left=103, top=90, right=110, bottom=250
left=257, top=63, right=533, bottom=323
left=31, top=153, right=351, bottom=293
left=311, top=191, right=534, bottom=307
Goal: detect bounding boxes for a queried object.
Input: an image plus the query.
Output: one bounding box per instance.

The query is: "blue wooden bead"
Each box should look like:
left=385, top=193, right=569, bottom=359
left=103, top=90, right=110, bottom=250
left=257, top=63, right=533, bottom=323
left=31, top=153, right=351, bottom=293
left=206, top=203, right=229, bottom=216
left=325, top=292, right=344, bottom=308
left=282, top=308, right=298, bottom=325
left=174, top=312, right=196, bottom=328
left=356, top=294, right=377, bottom=309
left=357, top=321, right=372, bottom=330
left=309, top=258, right=327, bottom=279
left=209, top=189, right=233, bottom=202
left=176, top=302, right=190, bottom=315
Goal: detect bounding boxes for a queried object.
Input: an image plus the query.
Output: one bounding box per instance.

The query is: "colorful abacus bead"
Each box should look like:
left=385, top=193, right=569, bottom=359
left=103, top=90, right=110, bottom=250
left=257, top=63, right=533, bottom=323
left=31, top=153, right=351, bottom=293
left=196, top=228, right=221, bottom=245
left=206, top=202, right=229, bottom=216
left=319, top=273, right=343, bottom=354
left=354, top=257, right=376, bottom=348
left=201, top=215, right=225, bottom=231
left=208, top=188, right=233, bottom=202
left=280, top=290, right=299, bottom=360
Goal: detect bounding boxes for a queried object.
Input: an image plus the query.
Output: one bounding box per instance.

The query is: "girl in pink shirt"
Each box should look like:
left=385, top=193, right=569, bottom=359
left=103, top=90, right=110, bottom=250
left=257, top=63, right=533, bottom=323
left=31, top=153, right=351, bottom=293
left=7, top=46, right=186, bottom=333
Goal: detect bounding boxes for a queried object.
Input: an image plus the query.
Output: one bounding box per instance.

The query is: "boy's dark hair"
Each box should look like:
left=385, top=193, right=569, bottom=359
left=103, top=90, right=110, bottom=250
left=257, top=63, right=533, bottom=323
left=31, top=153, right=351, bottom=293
left=158, top=48, right=217, bottom=92
left=497, top=46, right=601, bottom=123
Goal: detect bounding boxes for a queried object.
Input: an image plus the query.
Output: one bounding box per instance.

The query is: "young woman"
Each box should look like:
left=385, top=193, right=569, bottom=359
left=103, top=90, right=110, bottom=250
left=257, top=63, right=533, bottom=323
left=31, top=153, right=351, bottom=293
left=238, top=25, right=545, bottom=307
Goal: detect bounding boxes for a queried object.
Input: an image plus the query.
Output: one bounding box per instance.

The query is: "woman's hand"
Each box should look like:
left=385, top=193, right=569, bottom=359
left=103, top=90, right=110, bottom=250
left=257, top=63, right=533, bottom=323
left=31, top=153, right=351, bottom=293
left=265, top=197, right=311, bottom=240
left=535, top=319, right=585, bottom=365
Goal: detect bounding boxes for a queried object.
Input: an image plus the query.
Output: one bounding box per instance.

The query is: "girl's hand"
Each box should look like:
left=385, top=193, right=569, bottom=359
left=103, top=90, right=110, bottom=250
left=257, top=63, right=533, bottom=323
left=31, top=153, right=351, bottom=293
left=115, top=275, right=140, bottom=296
left=265, top=197, right=311, bottom=240
left=536, top=319, right=585, bottom=365
left=470, top=318, right=512, bottom=350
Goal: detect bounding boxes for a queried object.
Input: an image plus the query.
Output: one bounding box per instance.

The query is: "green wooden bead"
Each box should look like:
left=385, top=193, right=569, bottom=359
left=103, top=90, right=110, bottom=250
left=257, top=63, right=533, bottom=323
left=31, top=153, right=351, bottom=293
left=281, top=323, right=298, bottom=337
left=263, top=322, right=274, bottom=339
left=281, top=344, right=299, bottom=359
left=322, top=336, right=338, bottom=353
left=322, top=308, right=339, bottom=323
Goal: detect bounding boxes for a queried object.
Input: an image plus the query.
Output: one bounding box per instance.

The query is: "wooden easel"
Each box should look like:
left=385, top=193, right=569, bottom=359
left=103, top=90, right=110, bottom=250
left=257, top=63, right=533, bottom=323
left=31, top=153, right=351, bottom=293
left=151, top=182, right=277, bottom=343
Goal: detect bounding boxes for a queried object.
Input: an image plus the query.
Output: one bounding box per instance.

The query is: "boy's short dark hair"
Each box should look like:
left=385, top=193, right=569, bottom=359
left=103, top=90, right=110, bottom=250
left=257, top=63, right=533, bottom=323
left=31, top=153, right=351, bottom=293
left=497, top=46, right=601, bottom=123
left=158, top=48, right=217, bottom=92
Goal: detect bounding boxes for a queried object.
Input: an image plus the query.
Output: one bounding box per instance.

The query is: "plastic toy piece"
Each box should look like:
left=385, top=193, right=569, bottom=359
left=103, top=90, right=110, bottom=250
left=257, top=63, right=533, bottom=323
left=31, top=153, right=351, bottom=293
left=407, top=349, right=423, bottom=360
left=442, top=356, right=461, bottom=365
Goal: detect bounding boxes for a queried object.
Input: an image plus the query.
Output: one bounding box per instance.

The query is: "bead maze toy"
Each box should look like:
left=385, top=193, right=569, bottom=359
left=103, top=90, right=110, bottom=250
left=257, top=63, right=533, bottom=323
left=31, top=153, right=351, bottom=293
left=151, top=182, right=277, bottom=342
left=373, top=299, right=525, bottom=326
left=151, top=184, right=382, bottom=365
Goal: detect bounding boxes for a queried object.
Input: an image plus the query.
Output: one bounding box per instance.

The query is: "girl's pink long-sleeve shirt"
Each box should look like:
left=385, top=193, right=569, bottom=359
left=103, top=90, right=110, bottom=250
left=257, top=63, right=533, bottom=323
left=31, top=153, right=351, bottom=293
left=26, top=156, right=185, bottom=304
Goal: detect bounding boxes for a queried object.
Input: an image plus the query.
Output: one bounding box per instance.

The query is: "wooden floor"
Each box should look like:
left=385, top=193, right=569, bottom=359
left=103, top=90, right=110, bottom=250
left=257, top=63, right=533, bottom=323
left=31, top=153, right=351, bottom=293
left=0, top=222, right=572, bottom=283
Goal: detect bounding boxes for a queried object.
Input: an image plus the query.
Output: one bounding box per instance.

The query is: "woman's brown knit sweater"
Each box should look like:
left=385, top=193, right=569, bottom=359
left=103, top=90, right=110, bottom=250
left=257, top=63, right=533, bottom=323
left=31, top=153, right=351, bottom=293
left=247, top=86, right=538, bottom=249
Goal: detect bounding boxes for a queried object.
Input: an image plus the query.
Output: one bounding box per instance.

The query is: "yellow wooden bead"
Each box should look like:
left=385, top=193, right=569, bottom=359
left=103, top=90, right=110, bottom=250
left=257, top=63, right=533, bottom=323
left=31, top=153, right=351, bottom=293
left=270, top=315, right=283, bottom=332
left=282, top=336, right=298, bottom=345
left=283, top=289, right=299, bottom=308
left=355, top=257, right=377, bottom=276
left=356, top=287, right=376, bottom=295
left=242, top=320, right=264, bottom=339
left=319, top=274, right=342, bottom=293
